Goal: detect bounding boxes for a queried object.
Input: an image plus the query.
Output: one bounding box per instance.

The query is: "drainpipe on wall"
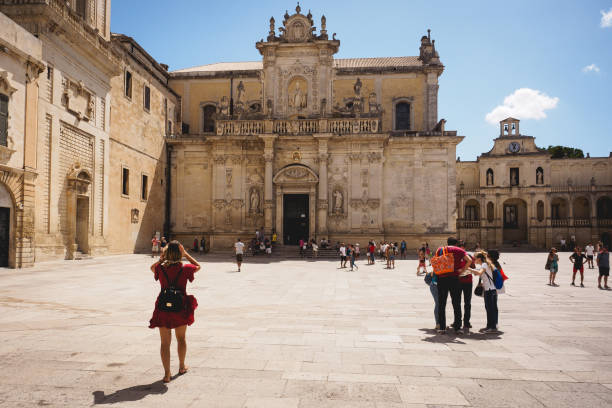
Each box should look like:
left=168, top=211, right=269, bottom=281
left=164, top=144, right=172, bottom=239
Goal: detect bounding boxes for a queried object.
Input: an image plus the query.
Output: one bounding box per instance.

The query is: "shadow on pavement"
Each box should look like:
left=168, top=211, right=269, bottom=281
left=92, top=380, right=168, bottom=404
left=419, top=328, right=505, bottom=343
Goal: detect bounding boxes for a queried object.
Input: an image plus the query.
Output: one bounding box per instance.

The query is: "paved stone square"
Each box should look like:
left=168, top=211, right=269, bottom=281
left=0, top=252, right=611, bottom=407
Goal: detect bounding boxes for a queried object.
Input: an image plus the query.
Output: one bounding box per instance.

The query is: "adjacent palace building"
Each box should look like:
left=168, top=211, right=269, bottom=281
left=0, top=1, right=610, bottom=267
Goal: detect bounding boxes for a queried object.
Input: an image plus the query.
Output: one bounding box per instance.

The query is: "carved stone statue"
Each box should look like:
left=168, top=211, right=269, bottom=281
left=368, top=92, right=379, bottom=113
left=536, top=168, right=543, bottom=184
left=226, top=168, right=232, bottom=186
left=237, top=81, right=245, bottom=105
left=250, top=189, right=260, bottom=213
left=333, top=189, right=343, bottom=213
left=219, top=96, right=229, bottom=116
left=353, top=78, right=362, bottom=97
left=487, top=171, right=493, bottom=186
left=290, top=82, right=307, bottom=110
left=87, top=96, right=95, bottom=119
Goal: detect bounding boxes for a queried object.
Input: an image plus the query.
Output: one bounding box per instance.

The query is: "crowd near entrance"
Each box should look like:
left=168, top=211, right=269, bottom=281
left=283, top=194, right=309, bottom=245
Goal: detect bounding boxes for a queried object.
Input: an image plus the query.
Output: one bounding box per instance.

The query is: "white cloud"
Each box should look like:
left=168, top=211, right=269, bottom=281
left=582, top=63, right=600, bottom=73
left=602, top=8, right=612, bottom=27
left=485, top=88, right=559, bottom=125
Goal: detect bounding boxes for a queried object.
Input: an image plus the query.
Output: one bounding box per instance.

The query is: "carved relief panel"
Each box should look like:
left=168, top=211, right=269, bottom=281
left=62, top=77, right=95, bottom=121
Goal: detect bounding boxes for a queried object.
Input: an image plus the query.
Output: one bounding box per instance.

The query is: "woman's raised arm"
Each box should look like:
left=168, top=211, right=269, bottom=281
left=180, top=243, right=201, bottom=272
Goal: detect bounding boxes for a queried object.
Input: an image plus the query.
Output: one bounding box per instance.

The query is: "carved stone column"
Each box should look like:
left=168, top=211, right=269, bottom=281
left=315, top=134, right=331, bottom=238
left=259, top=135, right=277, bottom=235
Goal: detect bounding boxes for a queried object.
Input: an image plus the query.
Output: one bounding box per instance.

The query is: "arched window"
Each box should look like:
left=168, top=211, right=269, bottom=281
left=536, top=167, right=544, bottom=185
left=486, top=168, right=494, bottom=186
left=537, top=200, right=544, bottom=222
left=0, top=94, right=8, bottom=147
left=202, top=105, right=216, bottom=133
left=486, top=202, right=494, bottom=222
left=395, top=102, right=410, bottom=130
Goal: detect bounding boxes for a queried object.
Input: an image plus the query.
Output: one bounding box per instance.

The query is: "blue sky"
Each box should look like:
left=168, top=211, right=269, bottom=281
left=111, top=1, right=612, bottom=160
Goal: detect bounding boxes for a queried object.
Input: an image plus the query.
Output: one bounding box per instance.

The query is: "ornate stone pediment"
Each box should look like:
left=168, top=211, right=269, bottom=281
left=273, top=164, right=318, bottom=185
left=278, top=4, right=316, bottom=43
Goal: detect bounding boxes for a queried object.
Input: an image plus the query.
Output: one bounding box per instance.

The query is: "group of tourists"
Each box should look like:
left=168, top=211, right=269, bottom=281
left=424, top=238, right=507, bottom=335
left=150, top=235, right=168, bottom=257
left=546, top=242, right=610, bottom=289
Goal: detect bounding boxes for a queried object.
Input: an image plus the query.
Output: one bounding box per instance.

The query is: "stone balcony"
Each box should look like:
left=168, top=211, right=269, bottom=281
left=214, top=118, right=381, bottom=136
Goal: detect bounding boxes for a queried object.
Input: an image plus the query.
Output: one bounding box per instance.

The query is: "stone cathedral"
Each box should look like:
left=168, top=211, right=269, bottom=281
left=168, top=5, right=462, bottom=248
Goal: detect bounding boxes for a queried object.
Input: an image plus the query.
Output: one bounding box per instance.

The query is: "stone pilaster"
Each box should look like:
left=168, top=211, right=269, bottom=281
left=259, top=134, right=277, bottom=235
left=315, top=133, right=331, bottom=238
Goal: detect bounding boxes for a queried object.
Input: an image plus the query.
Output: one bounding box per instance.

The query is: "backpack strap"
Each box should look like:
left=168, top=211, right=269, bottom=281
left=161, top=264, right=183, bottom=288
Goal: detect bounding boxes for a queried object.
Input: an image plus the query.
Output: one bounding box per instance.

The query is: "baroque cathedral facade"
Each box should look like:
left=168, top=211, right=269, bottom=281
left=0, top=2, right=610, bottom=267
left=167, top=5, right=461, bottom=249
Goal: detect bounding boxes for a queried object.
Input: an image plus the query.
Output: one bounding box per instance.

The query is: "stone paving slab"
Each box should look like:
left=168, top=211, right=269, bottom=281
left=0, top=252, right=611, bottom=407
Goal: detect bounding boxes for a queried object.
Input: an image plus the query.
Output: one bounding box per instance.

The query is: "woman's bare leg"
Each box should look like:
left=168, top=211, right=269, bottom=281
left=159, top=327, right=172, bottom=382
left=175, top=325, right=188, bottom=373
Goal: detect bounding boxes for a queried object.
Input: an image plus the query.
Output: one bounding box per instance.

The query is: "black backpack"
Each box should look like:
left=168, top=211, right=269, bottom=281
left=157, top=265, right=184, bottom=312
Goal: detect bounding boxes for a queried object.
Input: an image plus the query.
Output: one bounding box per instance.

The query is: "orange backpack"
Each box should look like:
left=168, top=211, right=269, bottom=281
left=431, top=246, right=455, bottom=276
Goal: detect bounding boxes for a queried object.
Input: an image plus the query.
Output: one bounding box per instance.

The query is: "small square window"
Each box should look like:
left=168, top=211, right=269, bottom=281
left=141, top=174, right=148, bottom=201
left=122, top=167, right=130, bottom=196
left=125, top=71, right=132, bottom=99
left=143, top=85, right=150, bottom=111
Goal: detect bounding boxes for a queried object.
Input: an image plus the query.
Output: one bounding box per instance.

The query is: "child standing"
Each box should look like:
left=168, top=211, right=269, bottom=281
left=468, top=251, right=499, bottom=334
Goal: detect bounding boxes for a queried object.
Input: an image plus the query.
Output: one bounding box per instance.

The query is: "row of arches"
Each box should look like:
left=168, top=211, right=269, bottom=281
left=463, top=196, right=612, bottom=223
left=485, top=167, right=544, bottom=186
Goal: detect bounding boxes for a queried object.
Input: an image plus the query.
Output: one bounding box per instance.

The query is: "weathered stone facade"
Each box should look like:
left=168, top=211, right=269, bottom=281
left=0, top=0, right=177, bottom=267
left=457, top=118, right=612, bottom=249
left=167, top=7, right=463, bottom=249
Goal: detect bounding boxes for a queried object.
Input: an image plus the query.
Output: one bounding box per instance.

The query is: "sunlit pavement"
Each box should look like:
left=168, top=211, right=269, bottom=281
left=0, top=252, right=611, bottom=407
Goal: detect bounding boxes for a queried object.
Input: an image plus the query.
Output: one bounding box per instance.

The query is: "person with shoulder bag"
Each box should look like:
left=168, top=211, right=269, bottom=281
left=467, top=250, right=500, bottom=334
left=149, top=241, right=201, bottom=383
left=546, top=248, right=559, bottom=286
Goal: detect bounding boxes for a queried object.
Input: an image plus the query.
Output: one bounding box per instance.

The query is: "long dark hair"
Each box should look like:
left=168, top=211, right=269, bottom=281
left=162, top=240, right=182, bottom=266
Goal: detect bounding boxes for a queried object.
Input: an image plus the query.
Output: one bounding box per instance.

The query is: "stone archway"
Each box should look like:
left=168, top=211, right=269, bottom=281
left=273, top=164, right=319, bottom=244
left=0, top=182, right=14, bottom=267
left=66, top=163, right=92, bottom=259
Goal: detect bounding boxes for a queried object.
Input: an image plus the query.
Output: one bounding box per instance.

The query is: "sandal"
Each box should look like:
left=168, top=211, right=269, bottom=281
left=163, top=375, right=171, bottom=383
left=178, top=367, right=188, bottom=375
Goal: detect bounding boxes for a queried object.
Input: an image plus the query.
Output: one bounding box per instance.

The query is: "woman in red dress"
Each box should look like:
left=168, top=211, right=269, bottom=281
left=149, top=241, right=200, bottom=383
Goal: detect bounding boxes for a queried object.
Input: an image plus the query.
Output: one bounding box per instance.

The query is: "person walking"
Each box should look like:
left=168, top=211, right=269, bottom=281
left=349, top=244, right=358, bottom=271
left=149, top=241, right=200, bottom=383
left=369, top=241, right=376, bottom=265
left=312, top=240, right=318, bottom=258
left=585, top=243, right=595, bottom=269
left=234, top=238, right=245, bottom=272
left=339, top=243, right=347, bottom=268
left=597, top=246, right=610, bottom=290
left=200, top=237, right=206, bottom=254
left=400, top=240, right=407, bottom=260
left=468, top=250, right=499, bottom=334
left=193, top=238, right=199, bottom=253
left=434, top=237, right=471, bottom=334
left=546, top=248, right=559, bottom=286
left=569, top=247, right=587, bottom=287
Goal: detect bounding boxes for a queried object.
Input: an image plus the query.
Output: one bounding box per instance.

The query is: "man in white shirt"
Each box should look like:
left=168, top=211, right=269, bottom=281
left=235, top=238, right=245, bottom=272
left=585, top=243, right=595, bottom=269
left=339, top=243, right=347, bottom=268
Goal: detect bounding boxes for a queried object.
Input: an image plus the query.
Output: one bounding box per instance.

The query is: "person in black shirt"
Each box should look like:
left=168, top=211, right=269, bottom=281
left=569, top=247, right=587, bottom=287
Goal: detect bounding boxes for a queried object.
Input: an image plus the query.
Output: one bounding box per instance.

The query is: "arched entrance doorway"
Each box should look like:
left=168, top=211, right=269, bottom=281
left=273, top=164, right=318, bottom=245
left=66, top=164, right=92, bottom=259
left=0, top=182, right=14, bottom=267
left=502, top=198, right=527, bottom=244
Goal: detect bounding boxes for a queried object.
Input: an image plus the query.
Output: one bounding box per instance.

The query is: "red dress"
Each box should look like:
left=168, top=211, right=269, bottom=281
left=149, top=263, right=198, bottom=329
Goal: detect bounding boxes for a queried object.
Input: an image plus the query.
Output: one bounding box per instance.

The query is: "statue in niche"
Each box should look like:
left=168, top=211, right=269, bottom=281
left=536, top=168, right=543, bottom=184
left=290, top=81, right=307, bottom=110
left=219, top=96, right=229, bottom=116
left=250, top=189, right=260, bottom=213
left=225, top=168, right=232, bottom=186
left=333, top=189, right=343, bottom=214
left=486, top=170, right=493, bottom=186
